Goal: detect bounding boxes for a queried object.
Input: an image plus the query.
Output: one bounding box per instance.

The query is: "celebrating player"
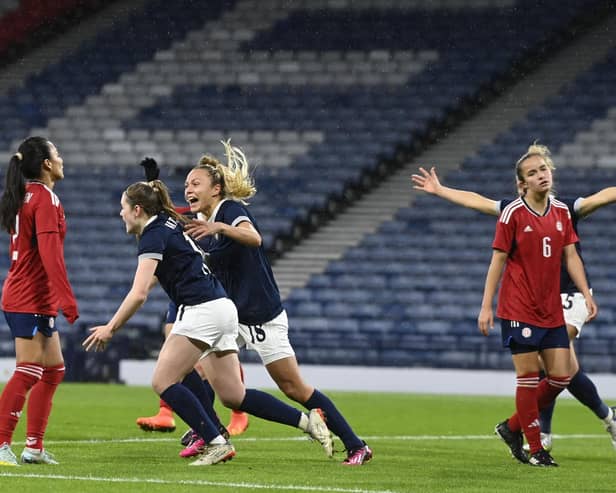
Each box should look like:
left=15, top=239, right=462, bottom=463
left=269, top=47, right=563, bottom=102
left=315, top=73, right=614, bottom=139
left=179, top=141, right=371, bottom=465
left=82, top=180, right=333, bottom=465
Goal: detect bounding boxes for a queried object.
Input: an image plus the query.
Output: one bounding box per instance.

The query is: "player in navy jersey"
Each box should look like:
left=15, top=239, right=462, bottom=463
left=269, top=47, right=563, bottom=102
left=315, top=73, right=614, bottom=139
left=178, top=140, right=371, bottom=465
left=133, top=157, right=250, bottom=439
left=414, top=143, right=597, bottom=466
left=412, top=153, right=616, bottom=452
left=82, top=180, right=332, bottom=466
left=0, top=137, right=79, bottom=466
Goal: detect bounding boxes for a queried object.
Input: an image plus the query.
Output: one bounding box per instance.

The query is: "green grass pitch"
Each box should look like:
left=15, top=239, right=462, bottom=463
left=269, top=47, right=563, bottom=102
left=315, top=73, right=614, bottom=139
left=0, top=383, right=614, bottom=492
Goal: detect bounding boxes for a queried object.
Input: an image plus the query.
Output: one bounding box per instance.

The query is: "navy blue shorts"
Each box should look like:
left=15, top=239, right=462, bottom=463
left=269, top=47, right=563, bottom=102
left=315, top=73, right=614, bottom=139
left=501, top=319, right=569, bottom=354
left=4, top=312, right=57, bottom=338
left=165, top=302, right=178, bottom=324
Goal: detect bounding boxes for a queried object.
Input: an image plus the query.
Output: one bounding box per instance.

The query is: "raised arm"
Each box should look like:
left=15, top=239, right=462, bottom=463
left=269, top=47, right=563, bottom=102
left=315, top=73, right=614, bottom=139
left=576, top=186, right=616, bottom=218
left=411, top=166, right=500, bottom=216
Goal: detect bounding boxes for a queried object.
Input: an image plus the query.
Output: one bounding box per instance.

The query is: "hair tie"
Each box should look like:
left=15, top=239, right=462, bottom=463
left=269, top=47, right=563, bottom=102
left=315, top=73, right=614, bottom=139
left=14, top=152, right=22, bottom=160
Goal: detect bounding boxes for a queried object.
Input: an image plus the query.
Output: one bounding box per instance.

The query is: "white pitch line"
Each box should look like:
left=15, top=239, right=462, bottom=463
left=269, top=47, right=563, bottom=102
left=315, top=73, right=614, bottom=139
left=0, top=472, right=397, bottom=493
left=1, top=434, right=609, bottom=492
left=40, top=433, right=609, bottom=446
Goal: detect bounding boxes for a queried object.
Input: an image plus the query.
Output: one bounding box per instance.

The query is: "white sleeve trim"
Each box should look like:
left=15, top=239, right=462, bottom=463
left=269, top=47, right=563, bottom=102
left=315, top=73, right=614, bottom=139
left=231, top=215, right=251, bottom=227
left=573, top=197, right=583, bottom=215
left=139, top=252, right=163, bottom=262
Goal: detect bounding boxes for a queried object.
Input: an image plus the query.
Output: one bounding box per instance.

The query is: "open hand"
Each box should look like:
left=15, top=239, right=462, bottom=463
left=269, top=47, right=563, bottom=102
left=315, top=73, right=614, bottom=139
left=184, top=219, right=219, bottom=241
left=411, top=166, right=442, bottom=194
left=82, top=325, right=114, bottom=352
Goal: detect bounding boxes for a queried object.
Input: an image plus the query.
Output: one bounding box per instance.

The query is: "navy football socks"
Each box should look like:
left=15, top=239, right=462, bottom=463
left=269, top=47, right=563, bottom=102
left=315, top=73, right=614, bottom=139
left=161, top=383, right=220, bottom=442
left=305, top=389, right=363, bottom=451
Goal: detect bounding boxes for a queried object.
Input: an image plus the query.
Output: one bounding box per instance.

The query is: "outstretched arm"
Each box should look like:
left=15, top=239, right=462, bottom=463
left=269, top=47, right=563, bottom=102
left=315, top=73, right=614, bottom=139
left=577, top=186, right=616, bottom=218
left=82, top=258, right=158, bottom=351
left=411, top=166, right=500, bottom=216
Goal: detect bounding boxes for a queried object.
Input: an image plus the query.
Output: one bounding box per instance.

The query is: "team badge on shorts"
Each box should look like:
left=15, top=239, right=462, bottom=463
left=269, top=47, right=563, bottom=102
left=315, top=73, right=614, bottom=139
left=49, top=317, right=55, bottom=329
left=522, top=326, right=532, bottom=338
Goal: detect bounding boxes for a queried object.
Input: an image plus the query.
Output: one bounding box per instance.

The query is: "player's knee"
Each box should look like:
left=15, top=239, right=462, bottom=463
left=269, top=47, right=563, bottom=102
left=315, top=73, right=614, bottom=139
left=217, top=388, right=244, bottom=409
left=220, top=396, right=242, bottom=409
left=151, top=376, right=170, bottom=396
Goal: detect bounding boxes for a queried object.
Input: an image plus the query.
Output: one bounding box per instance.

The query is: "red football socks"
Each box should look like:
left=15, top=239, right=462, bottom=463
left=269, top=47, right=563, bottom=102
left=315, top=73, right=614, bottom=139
left=0, top=363, right=43, bottom=445
left=26, top=364, right=65, bottom=450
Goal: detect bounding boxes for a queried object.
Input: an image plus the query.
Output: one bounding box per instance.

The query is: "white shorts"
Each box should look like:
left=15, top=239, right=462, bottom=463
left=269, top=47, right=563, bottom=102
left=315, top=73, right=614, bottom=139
left=561, top=291, right=591, bottom=336
left=237, top=310, right=295, bottom=365
left=171, top=297, right=239, bottom=357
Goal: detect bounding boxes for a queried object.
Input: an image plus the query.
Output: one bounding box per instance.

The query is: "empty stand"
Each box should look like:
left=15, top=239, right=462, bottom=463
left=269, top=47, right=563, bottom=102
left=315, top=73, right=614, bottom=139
left=0, top=0, right=614, bottom=376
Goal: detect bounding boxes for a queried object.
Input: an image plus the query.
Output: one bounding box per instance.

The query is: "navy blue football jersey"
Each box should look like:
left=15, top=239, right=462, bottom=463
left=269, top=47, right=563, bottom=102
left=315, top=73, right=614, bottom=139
left=499, top=196, right=589, bottom=294
left=198, top=200, right=283, bottom=325
left=138, top=213, right=227, bottom=306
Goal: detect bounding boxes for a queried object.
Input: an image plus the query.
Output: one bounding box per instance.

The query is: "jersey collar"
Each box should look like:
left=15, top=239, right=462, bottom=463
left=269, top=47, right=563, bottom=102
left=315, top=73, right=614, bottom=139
left=144, top=214, right=158, bottom=227
left=141, top=214, right=159, bottom=235
left=521, top=196, right=551, bottom=217
left=205, top=199, right=229, bottom=223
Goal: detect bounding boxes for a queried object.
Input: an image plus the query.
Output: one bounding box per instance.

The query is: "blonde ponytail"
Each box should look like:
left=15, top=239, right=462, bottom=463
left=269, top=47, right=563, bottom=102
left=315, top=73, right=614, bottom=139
left=194, top=140, right=257, bottom=204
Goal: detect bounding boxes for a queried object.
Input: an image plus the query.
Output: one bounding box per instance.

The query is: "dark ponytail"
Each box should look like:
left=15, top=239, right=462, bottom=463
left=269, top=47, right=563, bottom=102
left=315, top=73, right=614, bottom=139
left=0, top=136, right=52, bottom=233
left=124, top=180, right=187, bottom=224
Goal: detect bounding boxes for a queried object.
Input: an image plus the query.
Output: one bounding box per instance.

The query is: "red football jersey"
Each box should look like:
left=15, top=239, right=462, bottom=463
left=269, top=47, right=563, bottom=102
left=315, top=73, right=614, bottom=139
left=1, top=182, right=76, bottom=316
left=493, top=197, right=578, bottom=328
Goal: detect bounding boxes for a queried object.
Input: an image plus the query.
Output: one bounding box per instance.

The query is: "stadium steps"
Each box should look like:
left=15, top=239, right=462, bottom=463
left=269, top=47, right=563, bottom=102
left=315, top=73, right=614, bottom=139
left=273, top=8, right=616, bottom=300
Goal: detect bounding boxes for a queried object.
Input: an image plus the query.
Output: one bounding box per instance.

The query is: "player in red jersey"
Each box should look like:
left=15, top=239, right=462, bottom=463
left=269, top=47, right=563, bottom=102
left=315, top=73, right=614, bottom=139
left=477, top=144, right=597, bottom=467
left=0, top=137, right=78, bottom=466
left=412, top=161, right=616, bottom=452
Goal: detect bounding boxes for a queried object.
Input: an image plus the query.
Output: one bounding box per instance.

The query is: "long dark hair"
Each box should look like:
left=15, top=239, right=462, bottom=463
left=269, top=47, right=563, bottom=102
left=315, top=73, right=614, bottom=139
left=0, top=136, right=52, bottom=233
